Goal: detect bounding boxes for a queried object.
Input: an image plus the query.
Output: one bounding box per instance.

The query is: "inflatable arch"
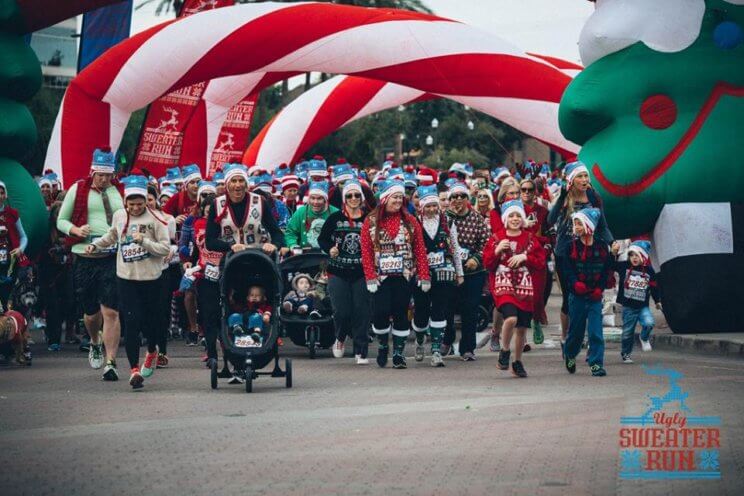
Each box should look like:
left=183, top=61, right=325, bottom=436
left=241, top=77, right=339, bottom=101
left=45, top=2, right=576, bottom=185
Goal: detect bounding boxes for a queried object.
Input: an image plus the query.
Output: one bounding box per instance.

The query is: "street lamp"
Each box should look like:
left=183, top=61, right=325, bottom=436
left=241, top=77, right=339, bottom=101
left=397, top=105, right=405, bottom=112
left=431, top=118, right=439, bottom=129
left=467, top=120, right=475, bottom=131
left=425, top=135, right=434, bottom=146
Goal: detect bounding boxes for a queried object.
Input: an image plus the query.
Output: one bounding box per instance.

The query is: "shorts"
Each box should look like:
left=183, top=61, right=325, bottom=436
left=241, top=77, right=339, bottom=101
left=498, top=303, right=532, bottom=329
left=73, top=256, right=118, bottom=315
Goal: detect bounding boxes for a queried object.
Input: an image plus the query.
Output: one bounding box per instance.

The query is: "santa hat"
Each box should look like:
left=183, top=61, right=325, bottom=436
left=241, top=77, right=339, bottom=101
left=247, top=164, right=267, bottom=176
left=448, top=181, right=470, bottom=198
left=628, top=240, right=652, bottom=265
left=91, top=147, right=116, bottom=174
left=342, top=179, right=364, bottom=202
left=308, top=181, right=329, bottom=199
left=197, top=181, right=217, bottom=197
left=572, top=207, right=601, bottom=236
left=416, top=167, right=438, bottom=186
left=500, top=200, right=527, bottom=227
left=417, top=184, right=439, bottom=208
left=565, top=160, right=590, bottom=187
left=121, top=175, right=149, bottom=199
left=378, top=179, right=405, bottom=202
left=281, top=175, right=301, bottom=190
left=223, top=163, right=248, bottom=183
left=181, top=164, right=202, bottom=184
left=491, top=167, right=511, bottom=183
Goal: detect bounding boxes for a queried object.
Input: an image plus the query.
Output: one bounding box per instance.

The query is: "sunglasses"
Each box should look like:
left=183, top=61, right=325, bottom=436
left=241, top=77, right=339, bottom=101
left=477, top=195, right=490, bottom=200
left=345, top=193, right=362, bottom=199
left=521, top=188, right=535, bottom=193
left=450, top=194, right=468, bottom=200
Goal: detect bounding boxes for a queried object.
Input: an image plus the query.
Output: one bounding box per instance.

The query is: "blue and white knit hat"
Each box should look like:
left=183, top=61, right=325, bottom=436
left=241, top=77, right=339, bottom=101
left=449, top=162, right=473, bottom=177
left=448, top=181, right=470, bottom=198
left=628, top=240, right=652, bottom=265
left=381, top=160, right=395, bottom=173
left=274, top=163, right=291, bottom=180
left=91, top=147, right=116, bottom=174
left=572, top=207, right=601, bottom=236
left=379, top=179, right=405, bottom=202
left=182, top=164, right=202, bottom=184
left=342, top=179, right=364, bottom=202
left=386, top=167, right=405, bottom=181
left=308, top=181, right=329, bottom=199
left=250, top=173, right=273, bottom=193
left=159, top=185, right=178, bottom=200
left=331, top=163, right=355, bottom=184
left=223, top=163, right=248, bottom=183
left=38, top=176, right=52, bottom=188
left=122, top=175, right=148, bottom=199
left=403, top=172, right=418, bottom=189
left=539, top=163, right=550, bottom=178
left=308, top=157, right=328, bottom=177
left=491, top=166, right=510, bottom=183
left=500, top=200, right=526, bottom=227
left=565, top=160, right=590, bottom=187
left=212, top=171, right=225, bottom=185
left=197, top=181, right=216, bottom=197
left=417, top=184, right=439, bottom=208
left=44, top=171, right=60, bottom=186
left=164, top=167, right=183, bottom=185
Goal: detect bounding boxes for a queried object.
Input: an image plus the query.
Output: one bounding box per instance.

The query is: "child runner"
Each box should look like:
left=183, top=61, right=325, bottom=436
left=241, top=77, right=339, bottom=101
left=483, top=200, right=545, bottom=377
left=561, top=207, right=612, bottom=377
left=87, top=176, right=171, bottom=389
left=612, top=240, right=661, bottom=363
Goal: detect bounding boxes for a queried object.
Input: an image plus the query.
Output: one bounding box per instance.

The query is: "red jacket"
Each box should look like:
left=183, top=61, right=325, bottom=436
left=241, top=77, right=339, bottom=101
left=163, top=190, right=197, bottom=218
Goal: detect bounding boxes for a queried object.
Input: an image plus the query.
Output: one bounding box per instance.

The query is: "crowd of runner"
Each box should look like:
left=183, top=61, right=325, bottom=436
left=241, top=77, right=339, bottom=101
left=0, top=148, right=662, bottom=388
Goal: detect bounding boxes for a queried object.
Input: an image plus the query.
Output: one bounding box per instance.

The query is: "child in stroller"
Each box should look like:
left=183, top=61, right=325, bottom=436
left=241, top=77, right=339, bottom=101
left=227, top=285, right=272, bottom=348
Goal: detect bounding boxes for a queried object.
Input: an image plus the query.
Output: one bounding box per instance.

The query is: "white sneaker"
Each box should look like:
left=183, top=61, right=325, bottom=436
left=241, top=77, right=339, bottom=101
left=88, top=344, right=104, bottom=369
left=640, top=339, right=652, bottom=352
left=621, top=354, right=634, bottom=364
left=355, top=354, right=369, bottom=365
left=332, top=339, right=345, bottom=358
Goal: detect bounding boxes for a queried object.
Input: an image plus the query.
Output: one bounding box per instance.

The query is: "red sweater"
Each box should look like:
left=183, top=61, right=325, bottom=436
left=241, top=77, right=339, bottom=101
left=482, top=230, right=545, bottom=312
left=163, top=190, right=197, bottom=218
left=360, top=210, right=430, bottom=282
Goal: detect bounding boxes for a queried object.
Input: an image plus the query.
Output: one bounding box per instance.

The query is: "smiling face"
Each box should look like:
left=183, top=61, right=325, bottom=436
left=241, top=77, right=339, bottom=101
left=126, top=196, right=146, bottom=216
left=385, top=193, right=404, bottom=213
left=559, top=0, right=744, bottom=237
left=344, top=190, right=362, bottom=209
left=438, top=191, right=450, bottom=210
left=308, top=194, right=326, bottom=213
left=506, top=212, right=523, bottom=231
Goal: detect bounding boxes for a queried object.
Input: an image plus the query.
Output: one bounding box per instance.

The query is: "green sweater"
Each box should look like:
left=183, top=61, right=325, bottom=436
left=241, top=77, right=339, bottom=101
left=57, top=182, right=124, bottom=255
left=285, top=205, right=338, bottom=249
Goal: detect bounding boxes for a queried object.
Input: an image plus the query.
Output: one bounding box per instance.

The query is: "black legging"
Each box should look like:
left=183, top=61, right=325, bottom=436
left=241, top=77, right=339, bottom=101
left=118, top=278, right=160, bottom=369
left=372, top=277, right=411, bottom=333
left=198, top=279, right=221, bottom=359
left=412, top=281, right=453, bottom=330
left=157, top=264, right=182, bottom=355
left=555, top=256, right=570, bottom=315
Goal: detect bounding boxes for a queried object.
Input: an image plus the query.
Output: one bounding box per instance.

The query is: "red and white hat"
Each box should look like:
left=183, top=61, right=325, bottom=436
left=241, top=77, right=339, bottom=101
left=416, top=167, right=438, bottom=186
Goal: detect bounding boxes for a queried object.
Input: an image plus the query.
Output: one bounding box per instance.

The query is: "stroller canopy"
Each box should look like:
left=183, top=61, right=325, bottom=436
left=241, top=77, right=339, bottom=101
left=221, top=249, right=283, bottom=305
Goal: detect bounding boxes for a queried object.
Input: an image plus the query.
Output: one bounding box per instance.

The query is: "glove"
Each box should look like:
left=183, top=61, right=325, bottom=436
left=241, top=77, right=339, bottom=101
left=573, top=281, right=588, bottom=295
left=366, top=280, right=379, bottom=294
left=589, top=287, right=603, bottom=301
left=419, top=279, right=431, bottom=293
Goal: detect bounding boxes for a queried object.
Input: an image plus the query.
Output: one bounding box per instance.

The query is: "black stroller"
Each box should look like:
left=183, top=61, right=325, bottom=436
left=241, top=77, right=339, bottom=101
left=214, top=249, right=292, bottom=393
left=279, top=250, right=335, bottom=359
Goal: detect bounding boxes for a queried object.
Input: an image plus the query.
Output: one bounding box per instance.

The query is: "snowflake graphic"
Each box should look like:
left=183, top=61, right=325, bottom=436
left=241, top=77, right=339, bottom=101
left=621, top=450, right=644, bottom=472
left=698, top=450, right=720, bottom=471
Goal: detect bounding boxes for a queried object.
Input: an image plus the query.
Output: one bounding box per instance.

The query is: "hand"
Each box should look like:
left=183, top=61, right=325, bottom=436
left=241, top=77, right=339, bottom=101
left=9, top=248, right=21, bottom=257
left=231, top=243, right=248, bottom=253
left=611, top=241, right=620, bottom=255
left=131, top=232, right=144, bottom=244
left=366, top=279, right=379, bottom=294
left=71, top=224, right=91, bottom=238
left=85, top=244, right=97, bottom=255
left=507, top=253, right=527, bottom=268
left=525, top=217, right=537, bottom=228
left=495, top=239, right=510, bottom=255
left=419, top=279, right=431, bottom=293
left=175, top=215, right=187, bottom=225
left=464, top=259, right=477, bottom=271
left=329, top=246, right=339, bottom=258
left=655, top=302, right=663, bottom=311
left=589, top=287, right=603, bottom=301
left=456, top=276, right=464, bottom=286
left=573, top=281, right=588, bottom=295
left=262, top=243, right=276, bottom=255
left=164, top=251, right=174, bottom=264
left=279, top=247, right=290, bottom=257
left=182, top=261, right=193, bottom=270
left=263, top=313, right=271, bottom=323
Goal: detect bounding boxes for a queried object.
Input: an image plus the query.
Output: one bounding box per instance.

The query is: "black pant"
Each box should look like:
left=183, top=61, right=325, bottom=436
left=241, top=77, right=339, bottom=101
left=198, top=279, right=221, bottom=359
left=555, top=256, right=569, bottom=314
left=328, top=275, right=371, bottom=357
left=372, top=277, right=411, bottom=333
left=444, top=271, right=486, bottom=355
left=39, top=263, right=76, bottom=346
left=412, top=281, right=453, bottom=330
left=157, top=264, right=182, bottom=354
left=118, top=278, right=160, bottom=369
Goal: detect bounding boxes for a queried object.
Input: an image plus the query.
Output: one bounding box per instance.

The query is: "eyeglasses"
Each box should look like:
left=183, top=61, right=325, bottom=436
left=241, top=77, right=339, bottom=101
left=345, top=193, right=362, bottom=199
left=477, top=195, right=490, bottom=200
left=450, top=194, right=468, bottom=200
left=521, top=188, right=535, bottom=193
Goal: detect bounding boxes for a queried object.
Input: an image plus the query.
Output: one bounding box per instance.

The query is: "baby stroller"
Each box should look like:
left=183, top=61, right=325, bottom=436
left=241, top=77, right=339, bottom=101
left=215, top=249, right=292, bottom=393
left=279, top=250, right=335, bottom=359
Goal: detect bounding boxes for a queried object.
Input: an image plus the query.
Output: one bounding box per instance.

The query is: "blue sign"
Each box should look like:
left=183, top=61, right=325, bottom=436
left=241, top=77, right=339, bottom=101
left=78, top=1, right=133, bottom=72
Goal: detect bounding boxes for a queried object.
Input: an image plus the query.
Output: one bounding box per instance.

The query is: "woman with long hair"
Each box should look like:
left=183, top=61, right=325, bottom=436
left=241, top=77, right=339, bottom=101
left=361, top=179, right=430, bottom=369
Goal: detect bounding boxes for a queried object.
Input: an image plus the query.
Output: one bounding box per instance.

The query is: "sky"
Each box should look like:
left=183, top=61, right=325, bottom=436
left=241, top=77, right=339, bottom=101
left=131, top=0, right=594, bottom=63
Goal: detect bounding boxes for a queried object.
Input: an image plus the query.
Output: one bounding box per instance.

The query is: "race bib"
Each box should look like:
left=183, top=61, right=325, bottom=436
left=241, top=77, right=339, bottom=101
left=458, top=247, right=470, bottom=261
left=204, top=263, right=220, bottom=282
left=0, top=249, right=7, bottom=265
left=427, top=251, right=446, bottom=269
left=120, top=242, right=149, bottom=263
left=380, top=254, right=404, bottom=275
left=234, top=335, right=259, bottom=348
left=626, top=272, right=650, bottom=301
left=91, top=236, right=117, bottom=255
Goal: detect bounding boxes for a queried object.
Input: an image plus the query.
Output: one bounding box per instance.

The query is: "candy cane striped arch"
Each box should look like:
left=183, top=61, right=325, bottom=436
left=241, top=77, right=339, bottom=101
left=244, top=56, right=582, bottom=168
left=45, top=1, right=576, bottom=185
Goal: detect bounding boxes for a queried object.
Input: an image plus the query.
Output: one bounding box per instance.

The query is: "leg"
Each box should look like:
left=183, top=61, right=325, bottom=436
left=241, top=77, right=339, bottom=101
left=586, top=300, right=605, bottom=367
left=565, top=294, right=589, bottom=360
left=458, top=272, right=486, bottom=355
left=513, top=328, right=527, bottom=362
left=184, top=289, right=198, bottom=333
left=117, top=278, right=141, bottom=369
left=98, top=258, right=120, bottom=363
left=555, top=257, right=570, bottom=340
left=350, top=277, right=372, bottom=358
left=74, top=258, right=103, bottom=346
left=198, top=280, right=221, bottom=360
left=141, top=280, right=161, bottom=355
left=390, top=278, right=412, bottom=367
left=372, top=279, right=393, bottom=366
left=639, top=306, right=655, bottom=341
left=411, top=283, right=430, bottom=350
left=328, top=276, right=352, bottom=342
left=621, top=307, right=640, bottom=356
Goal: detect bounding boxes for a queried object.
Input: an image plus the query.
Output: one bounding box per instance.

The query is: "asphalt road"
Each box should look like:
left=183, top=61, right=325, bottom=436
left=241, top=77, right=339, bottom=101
left=1, top=331, right=743, bottom=496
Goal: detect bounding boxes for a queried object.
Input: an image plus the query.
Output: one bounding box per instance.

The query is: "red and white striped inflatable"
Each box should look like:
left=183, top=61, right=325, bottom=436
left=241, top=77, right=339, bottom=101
left=244, top=55, right=582, bottom=168
left=45, top=2, right=577, bottom=185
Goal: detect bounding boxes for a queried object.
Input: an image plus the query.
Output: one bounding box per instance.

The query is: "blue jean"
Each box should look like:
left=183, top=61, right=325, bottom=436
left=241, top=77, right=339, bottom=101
left=227, top=312, right=264, bottom=333
left=566, top=294, right=604, bottom=367
left=621, top=306, right=655, bottom=355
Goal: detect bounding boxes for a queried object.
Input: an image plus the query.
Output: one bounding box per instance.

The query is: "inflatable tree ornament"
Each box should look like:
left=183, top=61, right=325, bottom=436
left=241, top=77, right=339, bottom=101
left=559, top=0, right=744, bottom=333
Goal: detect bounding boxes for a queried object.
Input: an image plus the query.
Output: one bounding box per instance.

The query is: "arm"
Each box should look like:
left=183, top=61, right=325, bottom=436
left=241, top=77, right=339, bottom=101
left=469, top=213, right=489, bottom=270
left=162, top=193, right=179, bottom=217
left=482, top=235, right=499, bottom=272
left=141, top=220, right=172, bottom=257
left=547, top=187, right=567, bottom=226
left=260, top=198, right=285, bottom=248
left=92, top=223, right=119, bottom=249
left=561, top=254, right=578, bottom=291
left=317, top=211, right=337, bottom=254
left=449, top=223, right=464, bottom=277
left=284, top=208, right=303, bottom=249
left=524, top=235, right=546, bottom=272
left=56, top=183, right=78, bottom=235
left=597, top=248, right=612, bottom=289
left=205, top=199, right=231, bottom=253
left=15, top=219, right=28, bottom=253
left=410, top=217, right=430, bottom=281
left=649, top=267, right=661, bottom=304
left=178, top=216, right=194, bottom=261
left=360, top=217, right=377, bottom=282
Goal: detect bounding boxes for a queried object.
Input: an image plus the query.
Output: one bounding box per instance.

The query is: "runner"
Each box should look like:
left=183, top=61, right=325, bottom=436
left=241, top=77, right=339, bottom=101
left=0, top=180, right=29, bottom=312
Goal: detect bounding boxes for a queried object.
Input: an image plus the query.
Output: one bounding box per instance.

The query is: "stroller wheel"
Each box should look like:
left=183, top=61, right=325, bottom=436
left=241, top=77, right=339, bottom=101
left=245, top=367, right=253, bottom=393
left=307, top=327, right=318, bottom=359
left=210, top=359, right=218, bottom=390
left=285, top=359, right=293, bottom=389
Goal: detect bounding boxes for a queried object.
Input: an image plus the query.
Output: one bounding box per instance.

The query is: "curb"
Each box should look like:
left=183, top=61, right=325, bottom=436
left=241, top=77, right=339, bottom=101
left=651, top=333, right=744, bottom=359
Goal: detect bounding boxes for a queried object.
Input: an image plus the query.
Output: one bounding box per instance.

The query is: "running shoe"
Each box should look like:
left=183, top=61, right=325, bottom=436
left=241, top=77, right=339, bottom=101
left=532, top=322, right=544, bottom=345
left=489, top=334, right=501, bottom=352
left=102, top=360, right=119, bottom=381
left=414, top=344, right=425, bottom=362
left=523, top=344, right=532, bottom=353
left=332, top=339, right=345, bottom=358
left=376, top=346, right=389, bottom=368
left=141, top=351, right=158, bottom=378
left=186, top=331, right=199, bottom=346
left=430, top=351, right=445, bottom=367
left=461, top=352, right=476, bottom=362
left=129, top=367, right=144, bottom=389
left=48, top=343, right=61, bottom=352
left=621, top=354, right=634, bottom=364
left=88, top=344, right=103, bottom=369
left=497, top=349, right=511, bottom=370
left=565, top=357, right=576, bottom=374
left=640, top=339, right=653, bottom=352
left=156, top=353, right=169, bottom=368
left=440, top=343, right=452, bottom=356
left=511, top=360, right=527, bottom=378
left=392, top=354, right=407, bottom=369
left=355, top=354, right=369, bottom=365
left=590, top=364, right=607, bottom=377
